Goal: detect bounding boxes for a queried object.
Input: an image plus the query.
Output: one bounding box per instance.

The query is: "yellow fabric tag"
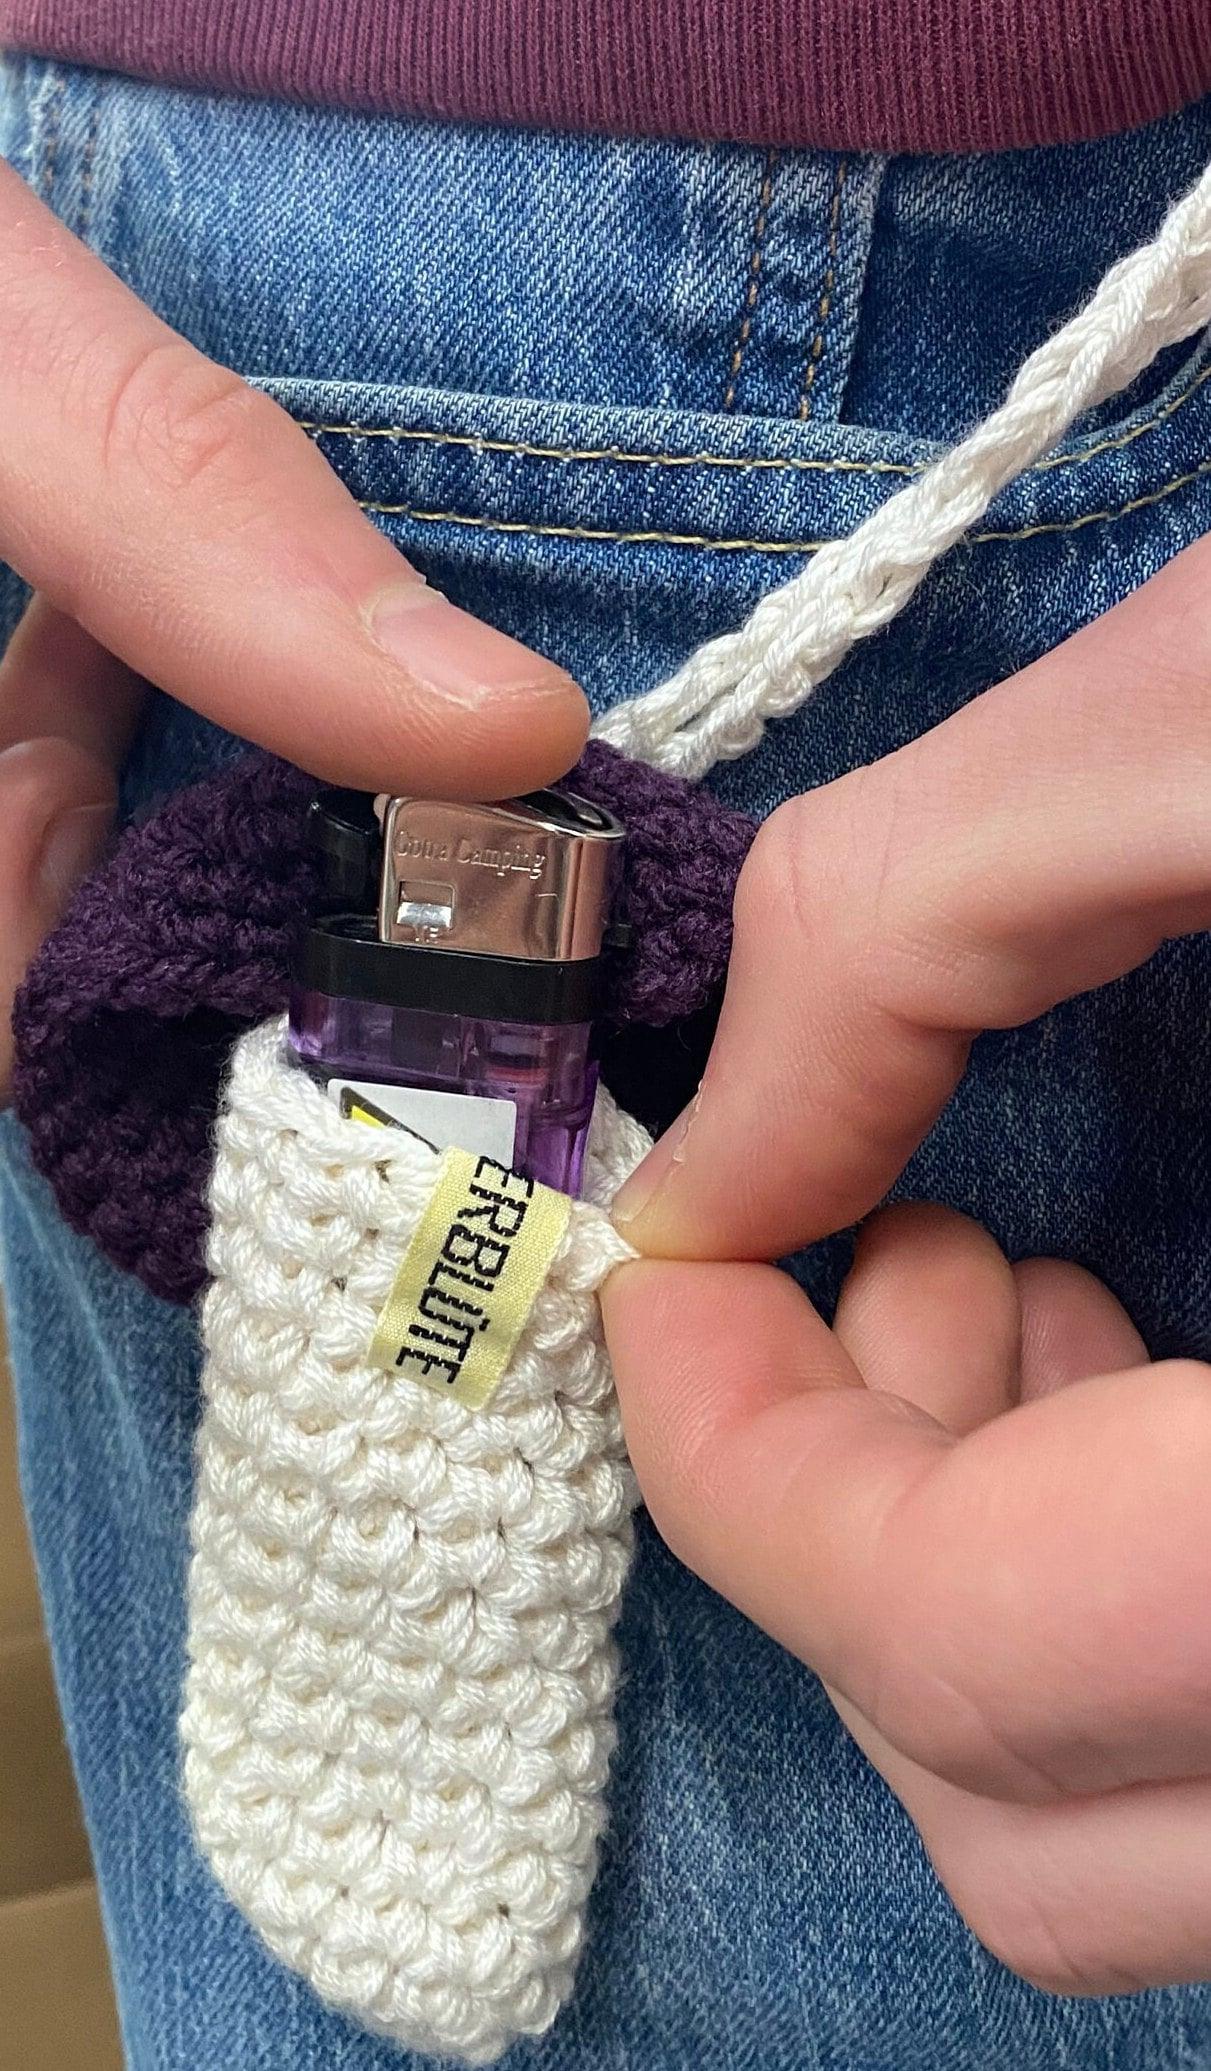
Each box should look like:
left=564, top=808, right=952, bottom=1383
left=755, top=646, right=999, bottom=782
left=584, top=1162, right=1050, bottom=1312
left=368, top=1150, right=573, bottom=1411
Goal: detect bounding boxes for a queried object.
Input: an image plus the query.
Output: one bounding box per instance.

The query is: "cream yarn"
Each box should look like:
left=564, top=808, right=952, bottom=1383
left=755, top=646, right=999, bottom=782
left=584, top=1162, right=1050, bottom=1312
left=596, top=160, right=1211, bottom=779
left=183, top=160, right=1211, bottom=2062
left=182, top=1021, right=647, bottom=2063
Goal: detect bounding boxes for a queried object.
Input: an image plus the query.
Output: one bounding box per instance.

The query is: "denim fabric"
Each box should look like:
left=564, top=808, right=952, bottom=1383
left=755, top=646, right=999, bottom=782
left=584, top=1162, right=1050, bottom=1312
left=3, top=53, right=1211, bottom=2071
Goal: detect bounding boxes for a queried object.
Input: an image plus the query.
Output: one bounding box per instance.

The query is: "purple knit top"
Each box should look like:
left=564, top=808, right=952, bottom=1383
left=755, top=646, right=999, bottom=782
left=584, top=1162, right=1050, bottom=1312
left=11, top=745, right=755, bottom=1305
left=3, top=0, right=1211, bottom=155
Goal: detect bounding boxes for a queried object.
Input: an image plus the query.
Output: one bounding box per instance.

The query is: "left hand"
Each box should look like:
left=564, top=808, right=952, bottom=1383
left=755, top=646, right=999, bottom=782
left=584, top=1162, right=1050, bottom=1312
left=0, top=162, right=588, bottom=1099
left=602, top=533, right=1211, bottom=1995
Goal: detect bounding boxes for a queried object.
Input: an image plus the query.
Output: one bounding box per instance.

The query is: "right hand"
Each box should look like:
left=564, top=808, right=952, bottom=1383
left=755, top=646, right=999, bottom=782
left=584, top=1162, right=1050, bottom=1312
left=0, top=160, right=589, bottom=1094
left=604, top=535, right=1211, bottom=1993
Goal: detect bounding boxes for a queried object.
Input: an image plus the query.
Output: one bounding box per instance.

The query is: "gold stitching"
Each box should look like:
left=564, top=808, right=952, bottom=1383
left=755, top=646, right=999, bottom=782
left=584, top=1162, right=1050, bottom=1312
left=1035, top=359, right=1211, bottom=470
left=39, top=66, right=65, bottom=206
left=306, top=419, right=919, bottom=475
left=723, top=149, right=779, bottom=413
left=973, top=460, right=1211, bottom=537
left=76, top=95, right=101, bottom=247
left=302, top=353, right=1211, bottom=481
left=798, top=159, right=849, bottom=423
left=359, top=506, right=819, bottom=551
left=358, top=455, right=1211, bottom=553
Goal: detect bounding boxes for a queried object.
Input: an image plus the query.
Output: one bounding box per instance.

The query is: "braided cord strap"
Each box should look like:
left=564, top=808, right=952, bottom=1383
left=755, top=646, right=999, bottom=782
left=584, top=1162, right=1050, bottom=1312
left=596, top=160, right=1211, bottom=780
left=181, top=1021, right=648, bottom=2063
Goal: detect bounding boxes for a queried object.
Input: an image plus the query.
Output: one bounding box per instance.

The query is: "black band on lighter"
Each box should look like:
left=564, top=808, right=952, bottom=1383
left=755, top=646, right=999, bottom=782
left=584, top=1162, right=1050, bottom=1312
left=295, top=916, right=603, bottom=1025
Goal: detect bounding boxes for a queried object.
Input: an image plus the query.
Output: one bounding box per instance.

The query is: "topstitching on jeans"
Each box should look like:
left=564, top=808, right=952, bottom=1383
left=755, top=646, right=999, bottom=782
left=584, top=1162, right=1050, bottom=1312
left=797, top=157, right=849, bottom=422
left=357, top=451, right=1211, bottom=550
left=297, top=346, right=1211, bottom=481
left=36, top=62, right=64, bottom=207
left=722, top=148, right=780, bottom=413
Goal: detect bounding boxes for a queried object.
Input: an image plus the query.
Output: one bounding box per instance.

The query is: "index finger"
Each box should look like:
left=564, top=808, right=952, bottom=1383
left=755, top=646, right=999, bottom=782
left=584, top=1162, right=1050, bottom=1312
left=614, top=536, right=1211, bottom=1257
left=604, top=1256, right=1211, bottom=1807
left=0, top=163, right=587, bottom=797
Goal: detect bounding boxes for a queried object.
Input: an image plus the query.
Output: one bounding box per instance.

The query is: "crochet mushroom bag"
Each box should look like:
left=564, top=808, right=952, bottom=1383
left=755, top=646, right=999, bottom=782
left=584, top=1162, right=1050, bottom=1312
left=12, top=168, right=1211, bottom=2063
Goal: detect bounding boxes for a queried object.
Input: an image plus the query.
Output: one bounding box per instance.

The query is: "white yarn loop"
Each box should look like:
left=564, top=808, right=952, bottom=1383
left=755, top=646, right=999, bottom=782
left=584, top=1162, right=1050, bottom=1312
left=595, top=160, right=1211, bottom=780
left=183, top=1022, right=648, bottom=2064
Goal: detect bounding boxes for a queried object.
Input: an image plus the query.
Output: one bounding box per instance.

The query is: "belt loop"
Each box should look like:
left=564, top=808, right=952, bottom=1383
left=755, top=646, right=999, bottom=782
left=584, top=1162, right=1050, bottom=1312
left=722, top=147, right=887, bottom=423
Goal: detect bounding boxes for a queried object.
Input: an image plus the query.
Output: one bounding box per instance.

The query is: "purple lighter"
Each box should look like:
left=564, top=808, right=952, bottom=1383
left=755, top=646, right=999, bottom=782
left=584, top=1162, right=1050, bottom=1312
left=288, top=787, right=625, bottom=1196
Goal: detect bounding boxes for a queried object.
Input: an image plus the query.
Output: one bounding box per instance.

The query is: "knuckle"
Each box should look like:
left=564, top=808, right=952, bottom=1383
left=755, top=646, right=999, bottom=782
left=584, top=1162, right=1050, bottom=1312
left=872, top=1665, right=1026, bottom=1801
left=887, top=1699, right=996, bottom=1795
left=954, top=1880, right=1138, bottom=1998
left=867, top=1592, right=1069, bottom=1805
left=1118, top=541, right=1211, bottom=740
left=735, top=793, right=823, bottom=946
left=735, top=764, right=919, bottom=997
left=99, top=340, right=271, bottom=502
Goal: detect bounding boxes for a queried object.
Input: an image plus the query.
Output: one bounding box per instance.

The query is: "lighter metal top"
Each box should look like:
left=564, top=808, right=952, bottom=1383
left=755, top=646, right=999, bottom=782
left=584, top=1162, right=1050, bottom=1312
left=377, top=788, right=624, bottom=964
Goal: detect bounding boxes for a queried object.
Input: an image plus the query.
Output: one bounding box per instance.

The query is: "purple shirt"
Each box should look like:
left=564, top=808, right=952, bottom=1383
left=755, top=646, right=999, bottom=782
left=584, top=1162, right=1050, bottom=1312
left=3, top=0, right=1211, bottom=154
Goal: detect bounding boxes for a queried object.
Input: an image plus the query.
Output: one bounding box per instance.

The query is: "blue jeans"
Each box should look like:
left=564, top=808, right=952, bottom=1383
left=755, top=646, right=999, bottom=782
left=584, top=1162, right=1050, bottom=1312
left=3, top=53, right=1211, bottom=2070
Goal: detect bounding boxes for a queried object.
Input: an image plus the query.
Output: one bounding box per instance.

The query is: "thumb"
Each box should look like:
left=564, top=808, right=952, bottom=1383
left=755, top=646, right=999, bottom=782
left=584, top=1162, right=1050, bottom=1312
left=0, top=163, right=587, bottom=800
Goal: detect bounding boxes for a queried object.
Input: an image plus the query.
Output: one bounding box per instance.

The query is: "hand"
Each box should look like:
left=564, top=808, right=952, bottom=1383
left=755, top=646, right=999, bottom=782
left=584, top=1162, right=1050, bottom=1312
left=603, top=534, right=1211, bottom=1994
left=0, top=163, right=588, bottom=1095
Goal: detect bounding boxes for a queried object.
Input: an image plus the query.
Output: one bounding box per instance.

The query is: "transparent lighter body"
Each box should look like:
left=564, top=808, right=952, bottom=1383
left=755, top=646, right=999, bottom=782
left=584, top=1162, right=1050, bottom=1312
left=288, top=985, right=598, bottom=1196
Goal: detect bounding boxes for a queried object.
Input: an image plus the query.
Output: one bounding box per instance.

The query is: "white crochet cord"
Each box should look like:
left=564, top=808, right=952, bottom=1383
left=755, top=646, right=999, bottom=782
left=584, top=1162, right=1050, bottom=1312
left=184, top=162, right=1211, bottom=2065
left=182, top=1021, right=649, bottom=2064
left=595, top=160, right=1211, bottom=781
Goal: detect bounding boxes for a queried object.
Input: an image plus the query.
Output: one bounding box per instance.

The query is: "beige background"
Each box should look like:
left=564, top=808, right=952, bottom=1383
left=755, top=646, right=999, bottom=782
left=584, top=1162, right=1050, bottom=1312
left=0, top=1335, right=123, bottom=2066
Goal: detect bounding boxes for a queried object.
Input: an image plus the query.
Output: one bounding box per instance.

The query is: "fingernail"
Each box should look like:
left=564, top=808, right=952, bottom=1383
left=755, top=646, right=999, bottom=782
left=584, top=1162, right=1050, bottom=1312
left=367, top=585, right=572, bottom=704
left=613, top=1092, right=701, bottom=1233
left=38, top=802, right=114, bottom=912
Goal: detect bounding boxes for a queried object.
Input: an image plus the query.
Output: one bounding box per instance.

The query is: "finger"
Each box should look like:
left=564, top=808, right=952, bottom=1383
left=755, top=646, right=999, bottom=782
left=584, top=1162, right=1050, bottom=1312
left=833, top=1204, right=1021, bottom=1433
left=0, top=737, right=117, bottom=1095
left=1014, top=1258, right=1148, bottom=1399
left=0, top=593, right=145, bottom=759
left=0, top=598, right=143, bottom=1097
left=613, top=535, right=1211, bottom=1256
left=832, top=1689, right=1211, bottom=1995
left=0, top=164, right=587, bottom=797
left=604, top=1256, right=1211, bottom=1803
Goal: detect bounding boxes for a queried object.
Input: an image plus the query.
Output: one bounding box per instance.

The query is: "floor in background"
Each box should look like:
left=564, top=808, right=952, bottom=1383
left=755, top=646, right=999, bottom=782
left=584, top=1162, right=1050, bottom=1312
left=0, top=1331, right=124, bottom=2067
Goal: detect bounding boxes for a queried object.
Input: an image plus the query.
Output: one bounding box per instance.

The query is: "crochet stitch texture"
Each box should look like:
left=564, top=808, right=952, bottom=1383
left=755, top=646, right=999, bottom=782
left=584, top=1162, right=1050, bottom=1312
left=181, top=1020, right=648, bottom=2063
left=12, top=753, right=320, bottom=1304
left=12, top=740, right=753, bottom=1304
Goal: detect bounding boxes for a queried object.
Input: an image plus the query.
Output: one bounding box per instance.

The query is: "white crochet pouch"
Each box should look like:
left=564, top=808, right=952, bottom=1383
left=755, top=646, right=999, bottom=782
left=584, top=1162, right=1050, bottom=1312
left=181, top=1019, right=648, bottom=2063
left=181, top=162, right=1211, bottom=2063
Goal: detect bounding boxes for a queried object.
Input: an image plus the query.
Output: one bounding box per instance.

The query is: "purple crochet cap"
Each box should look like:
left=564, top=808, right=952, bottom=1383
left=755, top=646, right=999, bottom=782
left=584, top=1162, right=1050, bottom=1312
left=12, top=740, right=755, bottom=1305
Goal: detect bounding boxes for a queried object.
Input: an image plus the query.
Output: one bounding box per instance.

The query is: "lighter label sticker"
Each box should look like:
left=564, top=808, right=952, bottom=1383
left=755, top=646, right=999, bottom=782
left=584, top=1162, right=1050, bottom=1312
left=368, top=1150, right=572, bottom=1410
left=329, top=1078, right=517, bottom=1165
